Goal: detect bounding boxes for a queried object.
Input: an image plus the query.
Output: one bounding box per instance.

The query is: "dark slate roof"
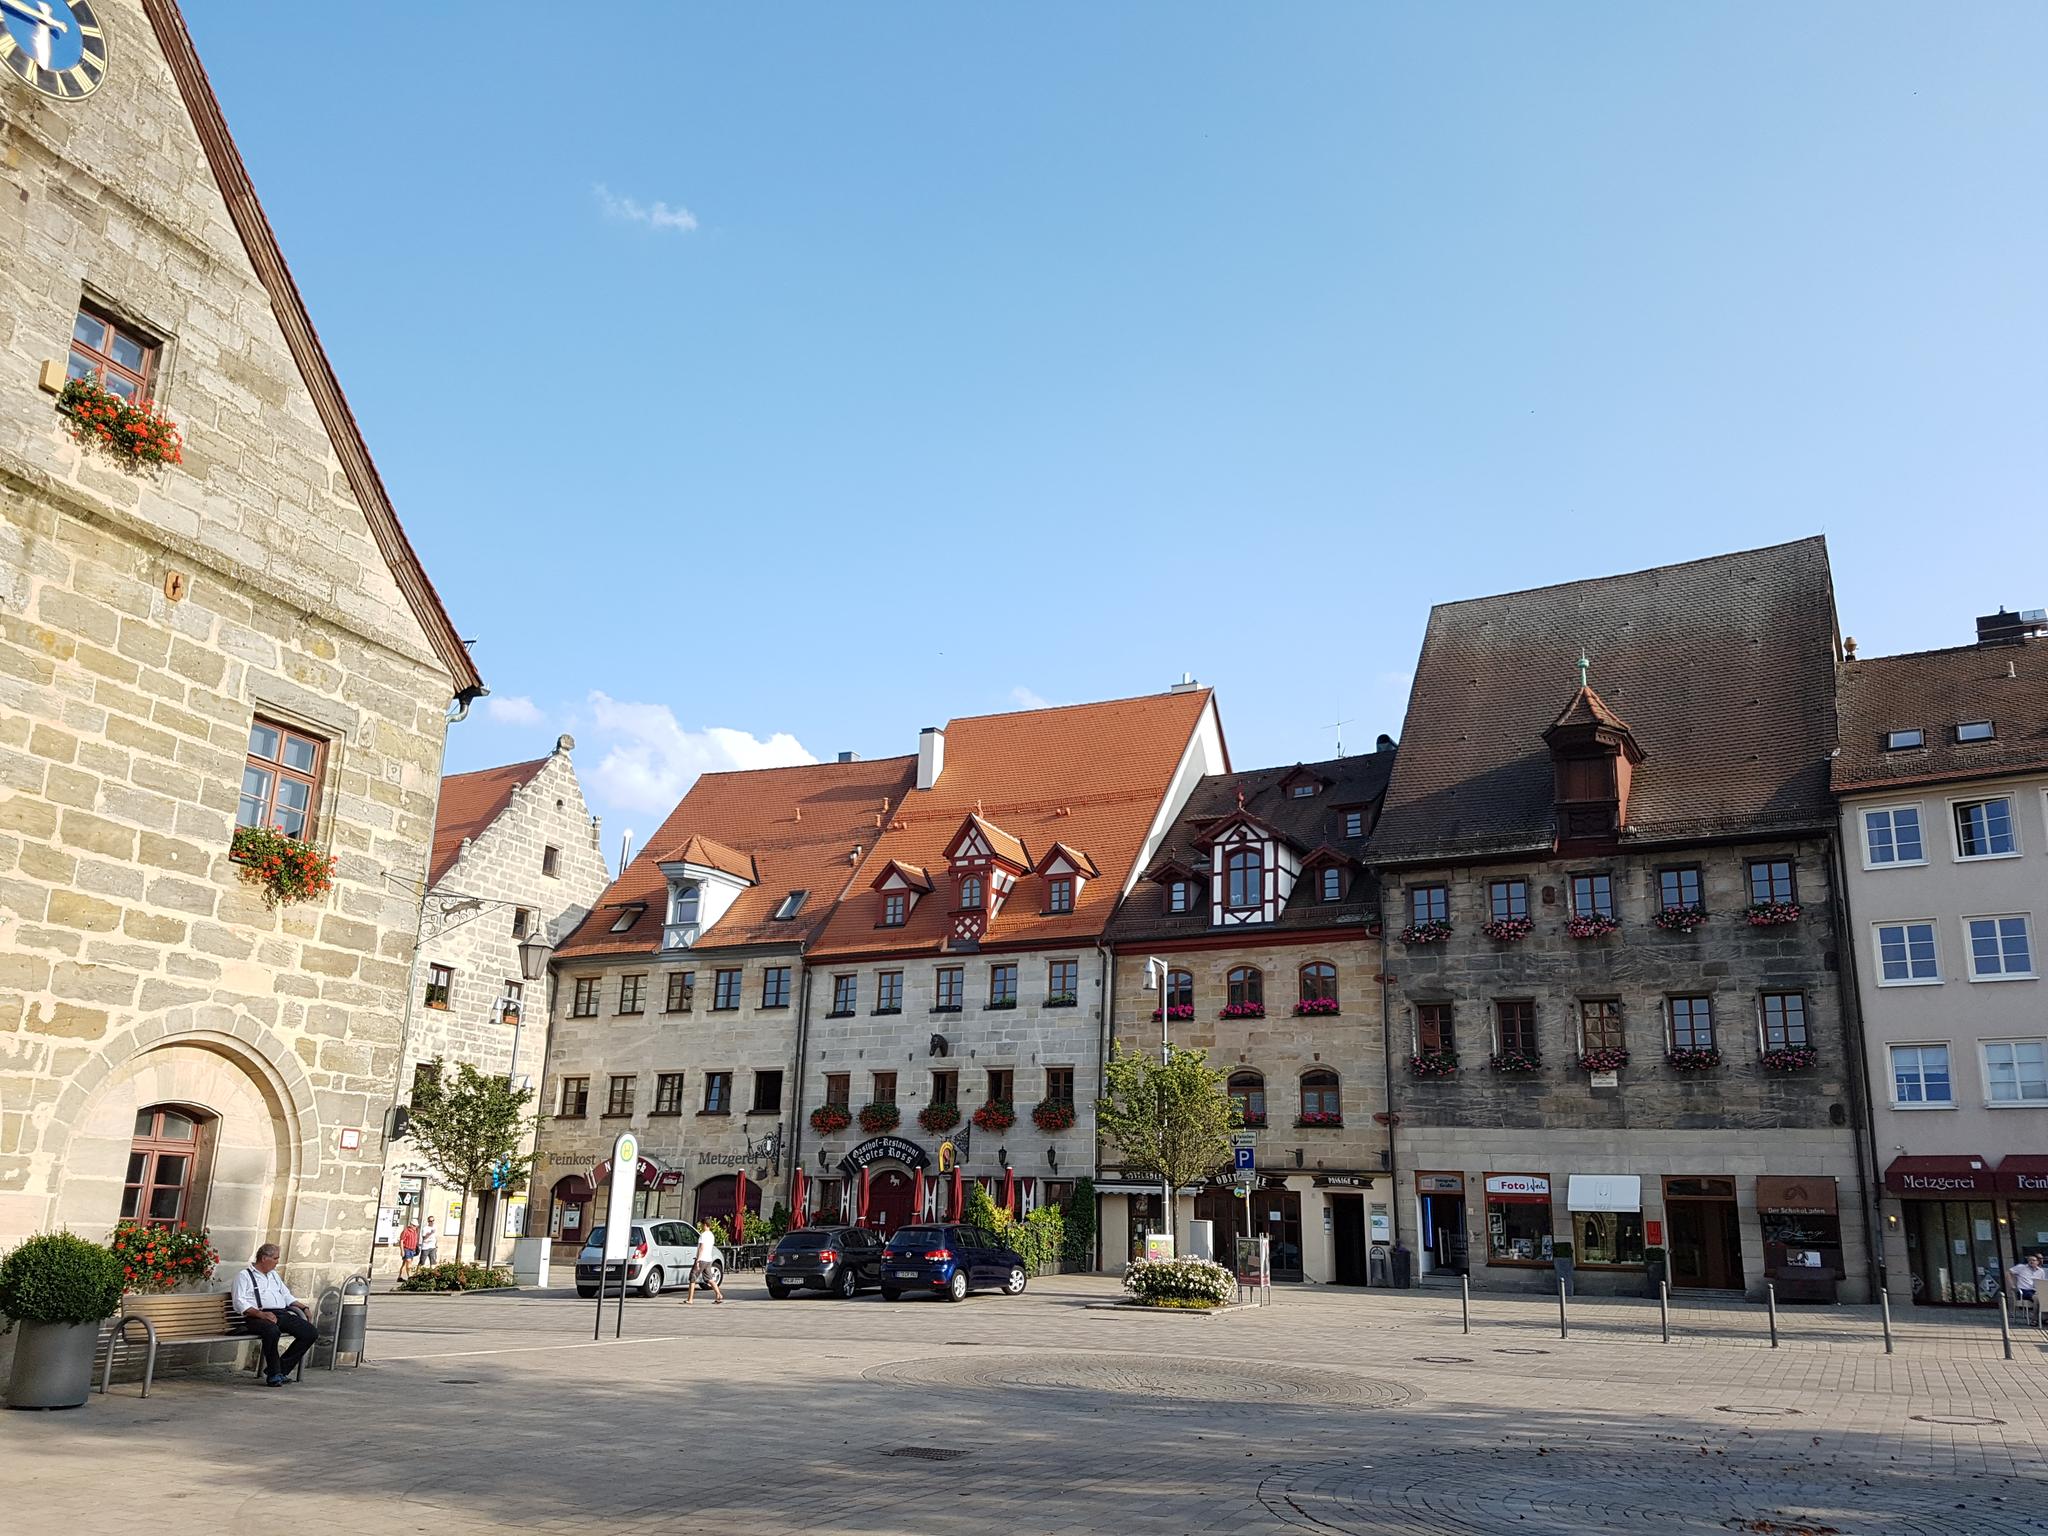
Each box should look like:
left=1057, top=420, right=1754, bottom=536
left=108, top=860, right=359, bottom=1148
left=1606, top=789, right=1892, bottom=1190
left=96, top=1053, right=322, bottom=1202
left=1106, top=750, right=1397, bottom=942
left=1834, top=637, right=2048, bottom=793
left=1370, top=538, right=1840, bottom=864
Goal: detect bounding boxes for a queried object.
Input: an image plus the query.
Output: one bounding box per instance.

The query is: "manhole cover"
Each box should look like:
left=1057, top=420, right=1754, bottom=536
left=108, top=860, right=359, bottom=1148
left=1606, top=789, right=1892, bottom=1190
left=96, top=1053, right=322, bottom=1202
left=1714, top=1406, right=1803, bottom=1417
left=883, top=1447, right=968, bottom=1461
left=439, top=1378, right=481, bottom=1385
left=1910, top=1413, right=2005, bottom=1427
left=867, top=1351, right=1412, bottom=1411
left=1414, top=1355, right=1474, bottom=1364
left=1493, top=1347, right=1551, bottom=1355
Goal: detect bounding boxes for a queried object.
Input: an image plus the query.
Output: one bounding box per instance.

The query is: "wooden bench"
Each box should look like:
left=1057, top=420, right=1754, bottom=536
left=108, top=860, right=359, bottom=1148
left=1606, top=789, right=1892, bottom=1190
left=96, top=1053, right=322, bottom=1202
left=97, top=1292, right=306, bottom=1397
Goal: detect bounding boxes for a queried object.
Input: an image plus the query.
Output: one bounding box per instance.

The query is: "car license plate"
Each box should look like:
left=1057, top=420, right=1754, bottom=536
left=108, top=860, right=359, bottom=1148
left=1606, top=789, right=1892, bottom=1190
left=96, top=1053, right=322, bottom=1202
left=895, top=1268, right=919, bottom=1279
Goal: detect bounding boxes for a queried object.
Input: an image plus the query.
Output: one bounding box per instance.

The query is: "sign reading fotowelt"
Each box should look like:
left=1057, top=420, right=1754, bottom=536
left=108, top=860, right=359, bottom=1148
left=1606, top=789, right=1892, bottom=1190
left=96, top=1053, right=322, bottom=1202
left=601, top=1130, right=638, bottom=1263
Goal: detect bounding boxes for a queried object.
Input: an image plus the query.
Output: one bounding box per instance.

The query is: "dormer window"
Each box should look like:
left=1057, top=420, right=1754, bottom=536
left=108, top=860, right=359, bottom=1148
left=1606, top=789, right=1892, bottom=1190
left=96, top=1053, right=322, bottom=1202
left=1885, top=728, right=1925, bottom=751
left=1226, top=847, right=1263, bottom=910
left=1047, top=876, right=1074, bottom=914
left=669, top=882, right=700, bottom=926
left=960, top=875, right=984, bottom=910
left=608, top=903, right=646, bottom=934
left=771, top=890, right=808, bottom=921
left=1169, top=881, right=1191, bottom=914
left=882, top=892, right=907, bottom=927
left=1342, top=810, right=1364, bottom=839
left=1956, top=720, right=1995, bottom=743
left=1320, top=868, right=1343, bottom=902
left=1289, top=783, right=1316, bottom=799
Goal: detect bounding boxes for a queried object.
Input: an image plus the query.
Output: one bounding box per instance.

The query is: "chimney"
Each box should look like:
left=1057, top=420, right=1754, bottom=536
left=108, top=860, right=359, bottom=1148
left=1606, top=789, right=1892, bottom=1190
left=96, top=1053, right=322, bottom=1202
left=1169, top=672, right=1199, bottom=693
left=836, top=750, right=859, bottom=763
left=1376, top=733, right=1397, bottom=754
left=916, top=727, right=945, bottom=790
left=1977, top=608, right=2047, bottom=647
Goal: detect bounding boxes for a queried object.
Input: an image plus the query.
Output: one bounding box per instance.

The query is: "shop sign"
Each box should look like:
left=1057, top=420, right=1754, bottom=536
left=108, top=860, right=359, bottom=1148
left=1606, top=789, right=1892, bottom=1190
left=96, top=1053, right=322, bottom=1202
left=1484, top=1173, right=1551, bottom=1200
left=839, top=1135, right=930, bottom=1173
left=1566, top=1174, right=1642, bottom=1213
left=1883, top=1156, right=1990, bottom=1195
left=1416, top=1172, right=1465, bottom=1194
left=1755, top=1174, right=1837, bottom=1215
left=697, top=1126, right=783, bottom=1170
left=1312, top=1173, right=1375, bottom=1188
left=591, top=1154, right=663, bottom=1189
left=1994, top=1156, right=2048, bottom=1194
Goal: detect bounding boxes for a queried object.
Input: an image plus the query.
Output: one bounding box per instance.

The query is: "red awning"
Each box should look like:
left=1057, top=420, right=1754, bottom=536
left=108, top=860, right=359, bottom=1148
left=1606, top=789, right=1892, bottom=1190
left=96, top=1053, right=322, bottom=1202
left=1883, top=1155, right=1993, bottom=1196
left=1996, top=1155, right=2048, bottom=1195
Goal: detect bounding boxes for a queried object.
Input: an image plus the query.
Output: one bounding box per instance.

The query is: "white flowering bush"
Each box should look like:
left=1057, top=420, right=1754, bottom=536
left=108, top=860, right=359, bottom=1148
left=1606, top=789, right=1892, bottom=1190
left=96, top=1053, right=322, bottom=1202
left=1122, top=1256, right=1234, bottom=1307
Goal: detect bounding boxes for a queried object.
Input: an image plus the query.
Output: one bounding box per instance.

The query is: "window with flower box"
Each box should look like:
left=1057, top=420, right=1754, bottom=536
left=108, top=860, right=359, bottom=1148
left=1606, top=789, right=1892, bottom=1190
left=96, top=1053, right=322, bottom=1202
left=1166, top=968, right=1193, bottom=1011
left=876, top=971, right=904, bottom=1013
left=1667, top=996, right=1715, bottom=1051
left=1496, top=999, right=1537, bottom=1056
left=1299, top=1070, right=1341, bottom=1122
left=1299, top=962, right=1337, bottom=1005
left=824, top=1073, right=850, bottom=1106
left=1571, top=873, right=1614, bottom=919
left=988, top=963, right=1017, bottom=1007
left=70, top=304, right=160, bottom=404
left=986, top=1068, right=1012, bottom=1102
left=712, top=969, right=741, bottom=1011
left=239, top=718, right=325, bottom=840
left=935, top=966, right=963, bottom=1012
left=1579, top=999, right=1625, bottom=1053
left=1747, top=860, right=1796, bottom=904
left=1411, top=885, right=1448, bottom=925
left=424, top=963, right=453, bottom=1010
left=1227, top=966, right=1263, bottom=1008
left=1228, top=1071, right=1266, bottom=1125
left=1047, top=958, right=1079, bottom=1005
left=122, top=1106, right=204, bottom=1227
left=617, top=974, right=645, bottom=1015
left=1489, top=880, right=1528, bottom=922
left=1760, top=992, right=1809, bottom=1050
left=931, top=1070, right=957, bottom=1105
left=829, top=974, right=857, bottom=1017
left=1657, top=866, right=1702, bottom=909
left=1416, top=1003, right=1454, bottom=1054
left=1045, top=1066, right=1074, bottom=1101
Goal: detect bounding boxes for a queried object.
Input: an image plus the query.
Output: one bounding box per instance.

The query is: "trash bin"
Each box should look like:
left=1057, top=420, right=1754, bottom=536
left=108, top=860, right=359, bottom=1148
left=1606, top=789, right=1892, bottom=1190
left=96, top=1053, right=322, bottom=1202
left=1391, top=1244, right=1413, bottom=1289
left=329, top=1274, right=369, bottom=1369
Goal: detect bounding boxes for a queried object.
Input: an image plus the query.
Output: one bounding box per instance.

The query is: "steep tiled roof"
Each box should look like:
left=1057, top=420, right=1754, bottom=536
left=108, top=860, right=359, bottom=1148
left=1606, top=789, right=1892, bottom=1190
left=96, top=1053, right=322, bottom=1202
left=662, top=833, right=758, bottom=883
left=806, top=690, right=1217, bottom=958
left=1834, top=637, right=2048, bottom=792
left=430, top=757, right=549, bottom=886
left=1106, top=750, right=1396, bottom=943
left=1549, top=684, right=1636, bottom=736
left=555, top=756, right=919, bottom=959
left=1370, top=538, right=1840, bottom=863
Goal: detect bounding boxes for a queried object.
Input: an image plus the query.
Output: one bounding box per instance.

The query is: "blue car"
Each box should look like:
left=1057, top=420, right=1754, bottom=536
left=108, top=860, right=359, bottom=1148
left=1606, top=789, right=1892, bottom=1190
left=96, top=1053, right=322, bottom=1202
left=880, top=1223, right=1029, bottom=1302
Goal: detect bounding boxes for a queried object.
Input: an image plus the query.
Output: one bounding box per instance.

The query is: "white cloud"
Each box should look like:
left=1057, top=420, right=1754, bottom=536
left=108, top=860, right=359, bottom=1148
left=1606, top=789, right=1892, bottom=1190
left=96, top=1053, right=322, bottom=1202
left=1010, top=686, right=1053, bottom=711
left=584, top=692, right=815, bottom=815
left=484, top=694, right=545, bottom=727
left=593, top=183, right=699, bottom=233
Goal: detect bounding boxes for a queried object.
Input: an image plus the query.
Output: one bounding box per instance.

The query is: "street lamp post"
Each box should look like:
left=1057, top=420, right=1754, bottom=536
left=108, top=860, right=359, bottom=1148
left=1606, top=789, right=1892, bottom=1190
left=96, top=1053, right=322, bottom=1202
left=510, top=925, right=555, bottom=1087
left=1143, top=956, right=1172, bottom=1256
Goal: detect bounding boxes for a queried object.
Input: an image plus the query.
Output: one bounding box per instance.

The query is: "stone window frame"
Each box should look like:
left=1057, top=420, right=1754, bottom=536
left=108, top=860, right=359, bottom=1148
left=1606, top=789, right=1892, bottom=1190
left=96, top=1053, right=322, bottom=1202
left=823, top=1072, right=850, bottom=1106
left=238, top=717, right=328, bottom=843
left=1758, top=991, right=1809, bottom=1051
left=1298, top=1069, right=1341, bottom=1120
left=664, top=971, right=694, bottom=1013
left=985, top=1067, right=1013, bottom=1103
left=1745, top=857, right=1798, bottom=905
left=934, top=966, right=964, bottom=1013
left=1655, top=864, right=1702, bottom=910
left=930, top=1069, right=958, bottom=1106
left=711, top=968, right=743, bottom=1011
left=1488, top=879, right=1529, bottom=922
left=1227, top=1070, right=1266, bottom=1125
left=987, top=963, right=1018, bottom=1007
left=652, top=1072, right=686, bottom=1116
left=828, top=973, right=857, bottom=1017
left=1044, top=1065, right=1076, bottom=1102
left=616, top=974, right=646, bottom=1016
left=557, top=1076, right=590, bottom=1118
left=69, top=297, right=165, bottom=402
left=751, top=1069, right=784, bottom=1115
left=1569, top=871, right=1615, bottom=920
left=875, top=970, right=905, bottom=1014
left=1226, top=965, right=1263, bottom=1008
left=603, top=1074, right=636, bottom=1118
left=1046, top=957, right=1080, bottom=1005
left=1318, top=867, right=1344, bottom=902
left=1299, top=961, right=1338, bottom=1006
left=872, top=1070, right=898, bottom=1105
left=570, top=977, right=600, bottom=1018
left=1665, top=994, right=1715, bottom=1051
left=1577, top=997, right=1625, bottom=1054
left=1409, top=884, right=1449, bottom=925
left=761, top=965, right=793, bottom=1009
left=1165, top=967, right=1194, bottom=1011
left=1414, top=1001, right=1454, bottom=1055
left=122, top=1105, right=208, bottom=1228
left=1494, top=998, right=1538, bottom=1056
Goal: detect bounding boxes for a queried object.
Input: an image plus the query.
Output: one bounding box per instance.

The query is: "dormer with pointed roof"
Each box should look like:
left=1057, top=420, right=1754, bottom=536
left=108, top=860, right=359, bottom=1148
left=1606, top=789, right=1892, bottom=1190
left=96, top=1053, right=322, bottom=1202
left=870, top=858, right=935, bottom=931
left=942, top=812, right=1032, bottom=947
left=1542, top=664, right=1646, bottom=848
left=655, top=832, right=761, bottom=952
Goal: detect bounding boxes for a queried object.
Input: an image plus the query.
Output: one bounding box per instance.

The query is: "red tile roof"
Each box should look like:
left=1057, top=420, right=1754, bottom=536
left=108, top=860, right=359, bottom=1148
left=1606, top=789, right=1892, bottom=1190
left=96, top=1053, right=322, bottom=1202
left=430, top=757, right=550, bottom=886
left=662, top=833, right=758, bottom=883
left=555, top=755, right=919, bottom=959
left=1834, top=636, right=2048, bottom=792
left=807, top=690, right=1216, bottom=959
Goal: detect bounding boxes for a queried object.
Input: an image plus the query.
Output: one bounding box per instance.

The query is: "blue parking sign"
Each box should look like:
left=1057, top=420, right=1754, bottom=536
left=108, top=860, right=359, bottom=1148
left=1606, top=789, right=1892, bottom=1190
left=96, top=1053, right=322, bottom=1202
left=1234, top=1144, right=1255, bottom=1173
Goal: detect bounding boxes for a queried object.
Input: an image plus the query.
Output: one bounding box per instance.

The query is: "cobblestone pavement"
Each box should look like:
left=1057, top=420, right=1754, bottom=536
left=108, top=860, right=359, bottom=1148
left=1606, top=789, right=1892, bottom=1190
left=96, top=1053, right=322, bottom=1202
left=4, top=1275, right=2044, bottom=1534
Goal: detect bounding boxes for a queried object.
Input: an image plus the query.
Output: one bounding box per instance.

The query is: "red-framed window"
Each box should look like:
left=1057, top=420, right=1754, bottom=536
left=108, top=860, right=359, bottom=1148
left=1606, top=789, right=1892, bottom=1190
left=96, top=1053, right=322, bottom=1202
left=1227, top=966, right=1262, bottom=1007
left=122, top=1106, right=205, bottom=1227
left=237, top=718, right=325, bottom=840
left=69, top=303, right=158, bottom=401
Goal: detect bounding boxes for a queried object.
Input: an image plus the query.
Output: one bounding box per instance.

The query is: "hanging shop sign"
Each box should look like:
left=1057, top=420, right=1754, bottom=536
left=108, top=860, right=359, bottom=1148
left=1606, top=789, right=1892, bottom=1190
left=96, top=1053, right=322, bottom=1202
left=1566, top=1174, right=1642, bottom=1213
left=1483, top=1172, right=1551, bottom=1202
left=839, top=1135, right=930, bottom=1174
left=1312, top=1173, right=1376, bottom=1188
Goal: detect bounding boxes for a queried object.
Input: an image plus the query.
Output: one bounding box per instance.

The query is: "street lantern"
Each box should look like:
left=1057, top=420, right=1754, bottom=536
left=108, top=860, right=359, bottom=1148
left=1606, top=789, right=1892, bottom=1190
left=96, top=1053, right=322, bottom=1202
left=517, top=925, right=554, bottom=982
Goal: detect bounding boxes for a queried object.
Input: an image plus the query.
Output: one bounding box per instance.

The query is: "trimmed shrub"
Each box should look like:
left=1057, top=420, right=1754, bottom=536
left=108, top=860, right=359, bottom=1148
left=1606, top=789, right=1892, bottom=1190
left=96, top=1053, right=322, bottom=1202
left=1122, top=1256, right=1233, bottom=1308
left=398, top=1262, right=514, bottom=1292
left=1, top=1232, right=129, bottom=1325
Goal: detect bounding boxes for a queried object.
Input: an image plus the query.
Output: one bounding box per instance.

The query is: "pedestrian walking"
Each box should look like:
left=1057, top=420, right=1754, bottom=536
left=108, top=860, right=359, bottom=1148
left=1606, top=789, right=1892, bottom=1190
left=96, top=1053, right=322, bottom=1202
left=396, top=1216, right=420, bottom=1281
left=684, top=1224, right=724, bottom=1305
left=419, top=1215, right=439, bottom=1269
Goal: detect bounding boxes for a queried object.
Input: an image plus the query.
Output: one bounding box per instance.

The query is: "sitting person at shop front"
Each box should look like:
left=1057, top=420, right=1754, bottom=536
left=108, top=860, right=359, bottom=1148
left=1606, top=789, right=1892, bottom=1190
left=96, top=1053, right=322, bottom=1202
left=2010, top=1252, right=2045, bottom=1315
left=231, top=1243, right=319, bottom=1385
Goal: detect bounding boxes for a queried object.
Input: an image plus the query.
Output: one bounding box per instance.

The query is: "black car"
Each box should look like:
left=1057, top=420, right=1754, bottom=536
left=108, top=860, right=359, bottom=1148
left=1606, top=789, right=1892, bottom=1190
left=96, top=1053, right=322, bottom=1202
left=880, top=1223, right=1029, bottom=1302
left=765, top=1225, right=884, bottom=1299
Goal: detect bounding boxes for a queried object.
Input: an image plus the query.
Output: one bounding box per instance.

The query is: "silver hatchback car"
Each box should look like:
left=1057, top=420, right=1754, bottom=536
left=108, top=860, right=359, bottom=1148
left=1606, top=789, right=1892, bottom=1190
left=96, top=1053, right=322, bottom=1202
left=574, top=1220, right=721, bottom=1298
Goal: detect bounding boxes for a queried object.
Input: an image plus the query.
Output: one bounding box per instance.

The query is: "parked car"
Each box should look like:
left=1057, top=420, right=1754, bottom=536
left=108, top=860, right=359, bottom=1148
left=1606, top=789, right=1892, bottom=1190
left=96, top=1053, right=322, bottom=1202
left=575, top=1220, right=722, bottom=1298
left=765, top=1226, right=883, bottom=1299
left=880, top=1223, right=1028, bottom=1302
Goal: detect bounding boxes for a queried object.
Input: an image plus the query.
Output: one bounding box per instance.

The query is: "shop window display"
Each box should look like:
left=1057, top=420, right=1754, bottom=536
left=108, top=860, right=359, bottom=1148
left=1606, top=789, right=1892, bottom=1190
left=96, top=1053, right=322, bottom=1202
left=1571, top=1209, right=1646, bottom=1266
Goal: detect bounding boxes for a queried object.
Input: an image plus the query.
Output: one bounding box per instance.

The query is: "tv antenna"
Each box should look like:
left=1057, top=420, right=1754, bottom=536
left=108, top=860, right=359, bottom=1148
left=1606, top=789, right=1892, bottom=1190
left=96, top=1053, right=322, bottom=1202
left=1325, top=716, right=1356, bottom=758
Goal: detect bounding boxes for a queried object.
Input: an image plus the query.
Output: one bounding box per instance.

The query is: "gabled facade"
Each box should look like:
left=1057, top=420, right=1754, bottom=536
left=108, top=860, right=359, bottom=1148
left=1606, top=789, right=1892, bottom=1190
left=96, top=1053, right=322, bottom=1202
left=1369, top=539, right=1872, bottom=1301
left=0, top=0, right=477, bottom=1308
left=375, top=739, right=608, bottom=1274
left=1104, top=749, right=1396, bottom=1282
left=530, top=754, right=917, bottom=1255
left=1833, top=610, right=2048, bottom=1307
left=795, top=689, right=1227, bottom=1240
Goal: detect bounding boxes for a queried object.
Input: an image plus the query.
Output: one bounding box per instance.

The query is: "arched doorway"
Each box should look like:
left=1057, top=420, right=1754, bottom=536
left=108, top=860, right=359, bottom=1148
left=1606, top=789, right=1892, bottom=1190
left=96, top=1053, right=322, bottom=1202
left=123, top=1105, right=214, bottom=1227
left=550, top=1175, right=592, bottom=1244
left=694, top=1174, right=762, bottom=1230
left=867, top=1166, right=916, bottom=1234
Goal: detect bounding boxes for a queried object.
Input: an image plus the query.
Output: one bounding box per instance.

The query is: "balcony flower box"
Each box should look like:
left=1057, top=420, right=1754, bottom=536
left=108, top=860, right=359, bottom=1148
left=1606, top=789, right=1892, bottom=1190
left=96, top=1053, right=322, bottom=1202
left=1219, top=1001, right=1266, bottom=1020
left=1237, top=1112, right=1268, bottom=1129
left=1652, top=904, right=1708, bottom=934
left=1045, top=993, right=1078, bottom=1009
left=1743, top=901, right=1802, bottom=928
left=1400, top=919, right=1453, bottom=945
left=930, top=1004, right=962, bottom=1015
left=917, top=1102, right=961, bottom=1134
left=1488, top=1048, right=1542, bottom=1076
left=856, top=1102, right=900, bottom=1134
left=1408, top=1050, right=1458, bottom=1079
left=809, top=1103, right=852, bottom=1136
left=58, top=373, right=184, bottom=468
left=1665, top=1046, right=1722, bottom=1074
left=1293, top=997, right=1340, bottom=1017
left=1295, top=1110, right=1343, bottom=1128
left=230, top=824, right=335, bottom=908
left=1577, top=1047, right=1630, bottom=1073
left=1761, top=1047, right=1819, bottom=1073
left=972, top=1099, right=1015, bottom=1132
left=986, top=997, right=1018, bottom=1011
left=1480, top=916, right=1533, bottom=943
left=1566, top=913, right=1620, bottom=940
left=1031, top=1098, right=1077, bottom=1133
left=1151, top=1004, right=1196, bottom=1023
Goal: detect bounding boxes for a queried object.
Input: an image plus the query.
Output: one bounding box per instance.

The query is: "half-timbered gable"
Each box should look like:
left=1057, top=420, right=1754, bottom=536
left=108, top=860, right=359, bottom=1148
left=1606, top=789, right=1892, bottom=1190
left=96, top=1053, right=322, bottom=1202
left=1201, top=805, right=1303, bottom=927
left=942, top=813, right=1032, bottom=946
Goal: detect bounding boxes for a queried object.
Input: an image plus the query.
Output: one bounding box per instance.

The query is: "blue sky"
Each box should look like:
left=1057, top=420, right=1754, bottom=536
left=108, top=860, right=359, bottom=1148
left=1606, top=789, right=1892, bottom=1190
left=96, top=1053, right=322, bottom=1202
left=191, top=3, right=2046, bottom=865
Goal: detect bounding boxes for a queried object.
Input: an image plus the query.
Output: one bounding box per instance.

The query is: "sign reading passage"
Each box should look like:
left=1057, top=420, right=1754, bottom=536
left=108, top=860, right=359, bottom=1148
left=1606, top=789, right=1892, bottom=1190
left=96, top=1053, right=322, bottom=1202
left=601, top=1130, right=638, bottom=1263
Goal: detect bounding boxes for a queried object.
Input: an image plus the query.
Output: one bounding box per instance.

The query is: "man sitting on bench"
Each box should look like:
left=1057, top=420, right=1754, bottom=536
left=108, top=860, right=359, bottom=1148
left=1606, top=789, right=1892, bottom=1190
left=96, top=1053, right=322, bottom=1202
left=231, top=1244, right=316, bottom=1386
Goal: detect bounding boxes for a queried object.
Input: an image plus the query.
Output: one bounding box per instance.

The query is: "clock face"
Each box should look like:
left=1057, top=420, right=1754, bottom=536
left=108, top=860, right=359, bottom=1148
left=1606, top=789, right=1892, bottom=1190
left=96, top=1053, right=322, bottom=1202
left=0, top=0, right=107, bottom=100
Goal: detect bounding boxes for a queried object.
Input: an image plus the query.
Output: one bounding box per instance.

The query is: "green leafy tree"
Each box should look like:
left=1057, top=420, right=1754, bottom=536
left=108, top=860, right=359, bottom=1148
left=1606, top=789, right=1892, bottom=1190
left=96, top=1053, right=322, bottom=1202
left=1095, top=1044, right=1238, bottom=1230
left=403, top=1060, right=539, bottom=1261
left=1061, top=1176, right=1097, bottom=1264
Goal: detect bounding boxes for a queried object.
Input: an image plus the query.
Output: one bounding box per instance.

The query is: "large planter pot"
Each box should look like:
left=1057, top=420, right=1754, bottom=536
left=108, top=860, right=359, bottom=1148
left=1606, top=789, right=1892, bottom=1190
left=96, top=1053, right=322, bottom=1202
left=6, top=1320, right=100, bottom=1409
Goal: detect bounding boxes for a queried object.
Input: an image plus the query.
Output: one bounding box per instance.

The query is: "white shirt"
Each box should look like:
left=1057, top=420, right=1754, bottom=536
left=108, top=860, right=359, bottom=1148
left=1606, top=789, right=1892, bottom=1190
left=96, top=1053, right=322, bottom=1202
left=2011, top=1261, right=2045, bottom=1293
left=694, top=1231, right=721, bottom=1265
left=231, top=1266, right=300, bottom=1315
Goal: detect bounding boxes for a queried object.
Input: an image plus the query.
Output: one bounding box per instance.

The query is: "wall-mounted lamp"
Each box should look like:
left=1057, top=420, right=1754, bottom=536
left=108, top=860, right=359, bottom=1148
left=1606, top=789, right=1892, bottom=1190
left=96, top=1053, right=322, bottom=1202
left=998, top=1144, right=1008, bottom=1166
left=1047, top=1147, right=1059, bottom=1172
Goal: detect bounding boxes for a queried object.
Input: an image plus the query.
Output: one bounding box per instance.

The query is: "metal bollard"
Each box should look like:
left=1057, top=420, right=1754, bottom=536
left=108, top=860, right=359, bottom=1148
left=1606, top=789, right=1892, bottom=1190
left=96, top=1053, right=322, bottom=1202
left=1659, top=1279, right=1670, bottom=1343
left=1999, top=1294, right=2014, bottom=1362
left=1461, top=1274, right=1471, bottom=1335
left=1766, top=1282, right=1779, bottom=1348
left=1558, top=1276, right=1569, bottom=1339
left=1880, top=1286, right=1894, bottom=1355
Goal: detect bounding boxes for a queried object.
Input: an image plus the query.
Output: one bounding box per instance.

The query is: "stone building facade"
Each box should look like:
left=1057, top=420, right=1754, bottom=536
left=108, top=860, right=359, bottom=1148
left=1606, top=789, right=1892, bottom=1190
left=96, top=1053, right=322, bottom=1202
left=1105, top=752, right=1397, bottom=1282
left=373, top=740, right=607, bottom=1273
left=1833, top=612, right=2048, bottom=1308
left=0, top=0, right=480, bottom=1312
left=794, top=692, right=1225, bottom=1242
left=1369, top=541, right=1873, bottom=1301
